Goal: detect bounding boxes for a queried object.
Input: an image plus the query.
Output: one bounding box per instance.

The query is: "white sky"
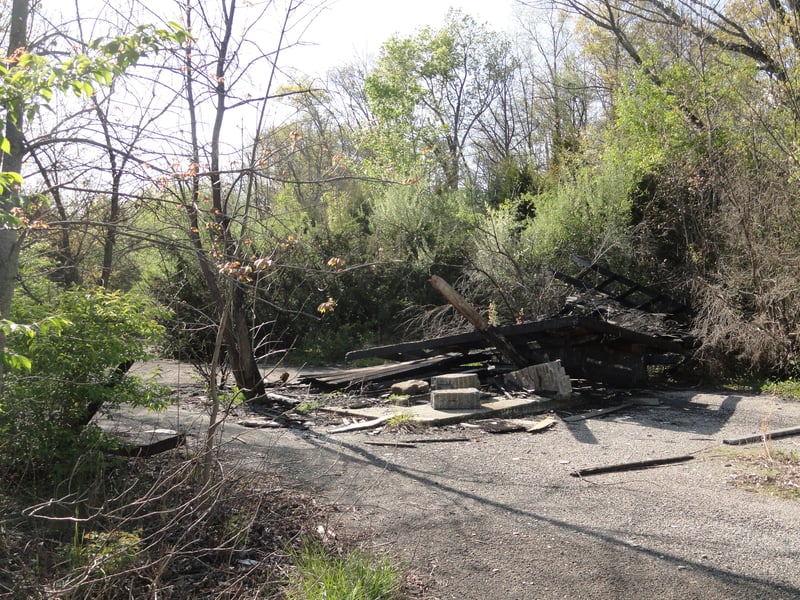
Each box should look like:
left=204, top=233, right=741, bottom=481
left=288, top=0, right=517, bottom=75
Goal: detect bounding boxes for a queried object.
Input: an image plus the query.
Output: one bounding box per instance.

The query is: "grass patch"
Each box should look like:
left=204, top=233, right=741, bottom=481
left=384, top=413, right=424, bottom=434
left=762, top=378, right=800, bottom=400
left=724, top=447, right=800, bottom=499
left=722, top=375, right=800, bottom=400
left=286, top=540, right=403, bottom=600
left=294, top=398, right=325, bottom=414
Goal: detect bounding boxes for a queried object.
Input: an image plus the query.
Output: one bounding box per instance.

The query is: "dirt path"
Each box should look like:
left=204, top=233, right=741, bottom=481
left=120, top=362, right=800, bottom=599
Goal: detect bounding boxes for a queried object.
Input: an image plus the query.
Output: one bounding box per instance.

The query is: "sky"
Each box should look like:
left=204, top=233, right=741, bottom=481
left=287, top=0, right=517, bottom=75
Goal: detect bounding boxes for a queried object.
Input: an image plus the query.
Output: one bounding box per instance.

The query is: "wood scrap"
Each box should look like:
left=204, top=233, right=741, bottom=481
left=110, top=433, right=186, bottom=458
left=722, top=426, right=800, bottom=446
left=525, top=417, right=558, bottom=433
left=264, top=391, right=302, bottom=405
left=570, top=454, right=694, bottom=477
left=328, top=415, right=394, bottom=434
left=364, top=440, right=417, bottom=448
left=238, top=420, right=283, bottom=429
left=429, top=275, right=529, bottom=368
left=476, top=419, right=526, bottom=434
left=562, top=403, right=634, bottom=422
left=400, top=437, right=471, bottom=444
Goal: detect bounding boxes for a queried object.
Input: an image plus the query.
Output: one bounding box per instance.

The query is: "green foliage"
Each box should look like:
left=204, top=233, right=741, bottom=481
left=0, top=23, right=189, bottom=153
left=0, top=316, right=69, bottom=372
left=484, top=157, right=542, bottom=209
left=12, top=287, right=166, bottom=383
left=286, top=540, right=403, bottom=600
left=1, top=287, right=172, bottom=485
left=371, top=184, right=477, bottom=267
left=69, top=529, right=142, bottom=574
left=763, top=379, right=800, bottom=401
left=363, top=10, right=513, bottom=188
left=523, top=156, right=636, bottom=267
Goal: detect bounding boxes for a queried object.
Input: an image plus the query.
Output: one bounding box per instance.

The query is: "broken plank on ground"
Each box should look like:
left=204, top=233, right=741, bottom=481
left=300, top=354, right=468, bottom=388
left=328, top=415, right=395, bottom=434
left=110, top=433, right=186, bottom=458
left=364, top=440, right=417, bottom=448
left=524, top=416, right=558, bottom=433
left=570, top=454, right=694, bottom=477
left=400, top=437, right=471, bottom=444
left=722, top=426, right=800, bottom=446
left=474, top=419, right=527, bottom=434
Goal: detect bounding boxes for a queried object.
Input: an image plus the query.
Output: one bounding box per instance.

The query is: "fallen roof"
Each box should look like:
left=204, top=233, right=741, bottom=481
left=345, top=315, right=688, bottom=362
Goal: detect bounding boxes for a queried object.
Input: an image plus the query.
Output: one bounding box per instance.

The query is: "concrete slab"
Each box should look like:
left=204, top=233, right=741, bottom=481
left=322, top=393, right=578, bottom=427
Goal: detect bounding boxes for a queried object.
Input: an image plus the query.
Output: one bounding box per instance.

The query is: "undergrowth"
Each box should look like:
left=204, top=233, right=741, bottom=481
left=0, top=454, right=326, bottom=599
left=286, top=541, right=403, bottom=600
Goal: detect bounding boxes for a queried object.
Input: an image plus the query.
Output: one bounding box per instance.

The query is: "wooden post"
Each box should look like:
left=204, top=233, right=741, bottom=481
left=429, top=275, right=529, bottom=368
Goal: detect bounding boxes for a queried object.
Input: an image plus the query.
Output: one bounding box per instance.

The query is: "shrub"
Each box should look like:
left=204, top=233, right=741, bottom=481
left=1, top=287, right=172, bottom=487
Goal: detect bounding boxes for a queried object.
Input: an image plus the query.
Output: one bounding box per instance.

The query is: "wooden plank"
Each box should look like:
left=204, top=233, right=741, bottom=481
left=562, top=403, right=634, bottom=422
left=722, top=426, right=800, bottom=446
left=328, top=415, right=394, bottom=434
left=400, top=437, right=471, bottom=444
left=364, top=440, right=417, bottom=448
left=110, top=433, right=186, bottom=458
left=429, top=275, right=529, bottom=368
left=570, top=454, right=694, bottom=477
left=302, top=354, right=462, bottom=387
left=346, top=315, right=686, bottom=363
left=476, top=419, right=527, bottom=434
left=525, top=417, right=558, bottom=433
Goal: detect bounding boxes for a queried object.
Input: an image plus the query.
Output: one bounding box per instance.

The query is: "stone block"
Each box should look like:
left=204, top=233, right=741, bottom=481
left=504, top=360, right=572, bottom=400
left=391, top=379, right=430, bottom=396
left=431, top=372, right=480, bottom=390
left=430, top=387, right=482, bottom=410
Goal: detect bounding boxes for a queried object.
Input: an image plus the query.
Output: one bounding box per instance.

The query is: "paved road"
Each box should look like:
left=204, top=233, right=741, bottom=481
left=111, top=374, right=800, bottom=599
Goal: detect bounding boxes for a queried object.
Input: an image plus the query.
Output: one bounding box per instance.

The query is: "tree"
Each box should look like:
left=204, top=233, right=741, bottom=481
left=365, top=9, right=515, bottom=190
left=145, top=0, right=324, bottom=401
left=0, top=1, right=187, bottom=384
left=0, top=0, right=30, bottom=322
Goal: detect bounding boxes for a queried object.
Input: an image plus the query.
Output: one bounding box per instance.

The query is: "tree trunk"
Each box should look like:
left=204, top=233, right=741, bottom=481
left=0, top=0, right=29, bottom=321
left=429, top=274, right=530, bottom=368
left=0, top=0, right=30, bottom=393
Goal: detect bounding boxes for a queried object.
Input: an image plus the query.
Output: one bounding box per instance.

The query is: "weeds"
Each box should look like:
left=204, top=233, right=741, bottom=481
left=763, top=378, right=800, bottom=401
left=384, top=413, right=424, bottom=434
left=286, top=540, right=403, bottom=600
left=294, top=399, right=324, bottom=414
left=724, top=447, right=800, bottom=500
left=1, top=455, right=325, bottom=599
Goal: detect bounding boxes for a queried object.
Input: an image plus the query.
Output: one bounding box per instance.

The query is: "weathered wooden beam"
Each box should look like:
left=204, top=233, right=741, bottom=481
left=570, top=454, right=694, bottom=477
left=110, top=433, right=187, bottom=458
left=364, top=440, right=417, bottom=448
left=328, top=415, right=395, bottom=434
left=429, top=275, right=529, bottom=368
left=722, top=426, right=800, bottom=446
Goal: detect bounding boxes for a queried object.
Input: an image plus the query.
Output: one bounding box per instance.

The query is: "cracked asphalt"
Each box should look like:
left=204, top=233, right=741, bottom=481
left=120, top=362, right=800, bottom=599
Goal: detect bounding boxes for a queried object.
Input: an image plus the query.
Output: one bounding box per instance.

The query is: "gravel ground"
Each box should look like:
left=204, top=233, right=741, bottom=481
left=120, top=361, right=800, bottom=599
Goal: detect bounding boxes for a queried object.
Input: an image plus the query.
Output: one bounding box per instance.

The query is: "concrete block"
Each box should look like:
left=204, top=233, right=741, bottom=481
left=431, top=387, right=482, bottom=410
left=504, top=360, right=572, bottom=400
left=431, top=372, right=480, bottom=390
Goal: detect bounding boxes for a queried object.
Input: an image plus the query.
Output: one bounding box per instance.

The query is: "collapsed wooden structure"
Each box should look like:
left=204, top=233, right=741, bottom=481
left=300, top=257, right=693, bottom=391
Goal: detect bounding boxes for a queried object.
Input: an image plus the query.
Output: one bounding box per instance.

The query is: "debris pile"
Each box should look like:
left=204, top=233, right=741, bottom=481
left=298, top=255, right=693, bottom=396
